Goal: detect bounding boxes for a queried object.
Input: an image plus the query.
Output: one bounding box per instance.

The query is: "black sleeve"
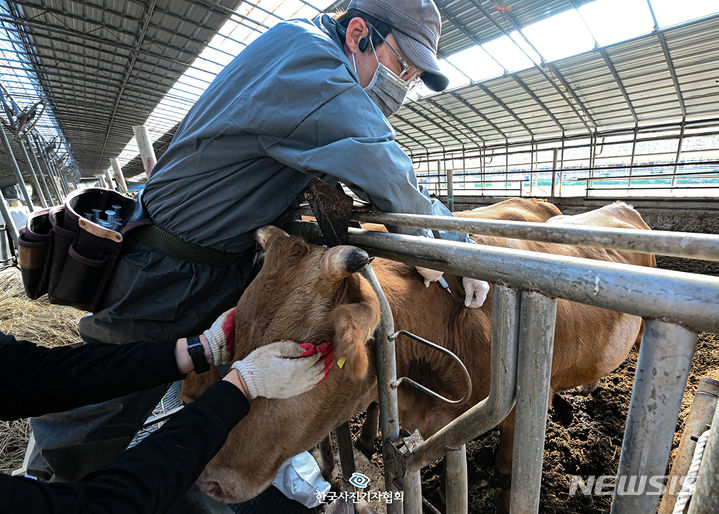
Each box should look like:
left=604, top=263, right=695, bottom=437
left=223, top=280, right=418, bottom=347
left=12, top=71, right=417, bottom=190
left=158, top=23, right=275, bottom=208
left=0, top=331, right=182, bottom=420
left=1, top=381, right=250, bottom=514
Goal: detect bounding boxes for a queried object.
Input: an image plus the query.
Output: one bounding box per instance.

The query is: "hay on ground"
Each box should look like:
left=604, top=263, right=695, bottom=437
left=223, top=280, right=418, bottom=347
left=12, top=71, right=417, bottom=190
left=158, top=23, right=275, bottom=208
left=0, top=267, right=84, bottom=348
left=0, top=266, right=84, bottom=474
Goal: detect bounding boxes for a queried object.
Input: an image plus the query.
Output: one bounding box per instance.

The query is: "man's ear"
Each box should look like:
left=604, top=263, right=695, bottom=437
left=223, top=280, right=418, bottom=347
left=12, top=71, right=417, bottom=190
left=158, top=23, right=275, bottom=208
left=345, top=16, right=369, bottom=54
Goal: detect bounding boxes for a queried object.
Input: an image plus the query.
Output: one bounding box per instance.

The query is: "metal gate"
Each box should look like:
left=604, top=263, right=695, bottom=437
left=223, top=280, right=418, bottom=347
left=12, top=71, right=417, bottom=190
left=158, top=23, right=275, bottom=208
left=288, top=211, right=719, bottom=514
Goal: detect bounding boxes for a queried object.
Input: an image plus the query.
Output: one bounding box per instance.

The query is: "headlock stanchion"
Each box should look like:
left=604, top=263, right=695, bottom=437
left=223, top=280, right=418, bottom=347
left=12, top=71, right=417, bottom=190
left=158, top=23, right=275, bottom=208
left=286, top=213, right=719, bottom=514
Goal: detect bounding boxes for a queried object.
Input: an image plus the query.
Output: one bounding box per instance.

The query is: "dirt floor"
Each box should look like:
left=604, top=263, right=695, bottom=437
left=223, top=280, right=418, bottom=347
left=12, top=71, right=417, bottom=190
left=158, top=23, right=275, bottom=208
left=349, top=255, right=719, bottom=513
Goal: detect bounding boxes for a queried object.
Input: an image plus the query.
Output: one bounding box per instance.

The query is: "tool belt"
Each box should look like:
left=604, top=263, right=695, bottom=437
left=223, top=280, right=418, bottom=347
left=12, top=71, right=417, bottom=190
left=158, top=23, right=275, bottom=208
left=18, top=187, right=244, bottom=312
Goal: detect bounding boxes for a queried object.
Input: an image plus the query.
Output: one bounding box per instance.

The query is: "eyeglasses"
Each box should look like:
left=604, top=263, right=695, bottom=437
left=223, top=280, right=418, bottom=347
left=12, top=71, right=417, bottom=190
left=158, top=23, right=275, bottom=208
left=369, top=25, right=421, bottom=83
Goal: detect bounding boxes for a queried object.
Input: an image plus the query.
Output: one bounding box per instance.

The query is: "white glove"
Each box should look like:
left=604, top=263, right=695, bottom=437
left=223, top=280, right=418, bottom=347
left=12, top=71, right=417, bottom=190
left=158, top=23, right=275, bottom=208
left=202, top=308, right=236, bottom=366
left=462, top=277, right=490, bottom=308
left=416, top=266, right=444, bottom=288
left=232, top=341, right=326, bottom=399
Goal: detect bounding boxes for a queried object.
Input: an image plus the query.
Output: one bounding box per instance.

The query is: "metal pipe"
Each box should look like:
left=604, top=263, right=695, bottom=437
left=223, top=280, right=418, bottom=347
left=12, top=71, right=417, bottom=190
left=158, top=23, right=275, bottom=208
left=610, top=320, right=698, bottom=514
left=445, top=445, right=468, bottom=514
left=111, top=157, right=129, bottom=193
left=287, top=223, right=719, bottom=334
left=0, top=187, right=19, bottom=248
left=351, top=211, right=719, bottom=263
left=447, top=166, right=454, bottom=212
left=402, top=470, right=422, bottom=514
left=659, top=377, right=719, bottom=514
left=103, top=167, right=116, bottom=191
left=133, top=124, right=157, bottom=178
left=551, top=148, right=558, bottom=198
left=35, top=138, right=63, bottom=202
left=359, top=264, right=402, bottom=514
left=335, top=421, right=356, bottom=486
left=406, top=284, right=519, bottom=470
left=0, top=124, right=34, bottom=211
left=26, top=139, right=55, bottom=205
left=686, top=397, right=719, bottom=514
left=510, top=291, right=558, bottom=514
left=17, top=139, right=47, bottom=208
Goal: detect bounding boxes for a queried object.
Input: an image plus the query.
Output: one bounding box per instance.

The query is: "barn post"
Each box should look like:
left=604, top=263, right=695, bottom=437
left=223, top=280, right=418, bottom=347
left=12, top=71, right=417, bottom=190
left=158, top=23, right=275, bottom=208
left=0, top=187, right=19, bottom=248
left=510, top=291, right=558, bottom=514
left=610, top=320, right=698, bottom=514
left=445, top=445, right=468, bottom=513
left=26, top=138, right=55, bottom=205
left=0, top=124, right=35, bottom=211
left=111, top=157, right=129, bottom=193
left=551, top=148, right=558, bottom=199
left=133, top=124, right=157, bottom=178
left=17, top=139, right=47, bottom=208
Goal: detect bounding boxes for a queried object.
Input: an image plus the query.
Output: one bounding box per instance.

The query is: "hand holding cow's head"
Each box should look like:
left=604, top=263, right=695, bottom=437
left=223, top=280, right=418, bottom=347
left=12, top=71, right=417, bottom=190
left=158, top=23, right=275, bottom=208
left=183, top=226, right=381, bottom=503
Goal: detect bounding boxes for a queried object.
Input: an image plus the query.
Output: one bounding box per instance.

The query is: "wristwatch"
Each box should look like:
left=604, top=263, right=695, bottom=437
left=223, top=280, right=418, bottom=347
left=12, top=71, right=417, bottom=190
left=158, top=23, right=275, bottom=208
left=186, top=335, right=210, bottom=374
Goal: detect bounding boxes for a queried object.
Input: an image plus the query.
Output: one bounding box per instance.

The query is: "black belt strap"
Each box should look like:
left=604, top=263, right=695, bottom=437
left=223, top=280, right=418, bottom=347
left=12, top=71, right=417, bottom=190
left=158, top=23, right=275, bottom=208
left=130, top=224, right=242, bottom=266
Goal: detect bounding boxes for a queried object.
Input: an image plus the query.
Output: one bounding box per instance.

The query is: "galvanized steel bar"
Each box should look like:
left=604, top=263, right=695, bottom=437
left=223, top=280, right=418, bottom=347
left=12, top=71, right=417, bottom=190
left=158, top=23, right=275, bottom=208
left=351, top=212, right=719, bottom=263
left=35, top=137, right=63, bottom=202
left=686, top=399, right=719, bottom=514
left=659, top=377, right=719, bottom=514
left=402, top=470, right=422, bottom=514
left=510, top=291, right=558, bottom=514
left=359, top=264, right=402, bottom=514
left=26, top=139, right=55, bottom=205
left=286, top=223, right=719, bottom=335
left=405, top=283, right=519, bottom=471
left=445, top=445, right=468, bottom=514
left=0, top=187, right=19, bottom=248
left=610, top=320, right=698, bottom=514
left=17, top=139, right=47, bottom=208
left=0, top=124, right=34, bottom=211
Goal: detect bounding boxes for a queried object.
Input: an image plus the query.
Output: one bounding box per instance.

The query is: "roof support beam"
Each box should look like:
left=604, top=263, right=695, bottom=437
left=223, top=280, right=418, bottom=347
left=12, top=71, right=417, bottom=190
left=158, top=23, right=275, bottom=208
left=476, top=84, right=534, bottom=139
left=469, top=0, right=594, bottom=134
left=402, top=103, right=458, bottom=150
left=654, top=32, right=686, bottom=118
left=95, top=0, right=157, bottom=173
left=570, top=0, right=639, bottom=126
left=510, top=75, right=565, bottom=133
left=393, top=113, right=435, bottom=154
left=423, top=97, right=486, bottom=146
left=448, top=92, right=508, bottom=143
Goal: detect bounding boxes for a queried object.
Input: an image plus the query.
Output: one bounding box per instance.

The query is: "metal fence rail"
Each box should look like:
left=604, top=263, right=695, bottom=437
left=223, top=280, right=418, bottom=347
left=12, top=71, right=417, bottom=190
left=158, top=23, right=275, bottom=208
left=287, top=216, right=719, bottom=514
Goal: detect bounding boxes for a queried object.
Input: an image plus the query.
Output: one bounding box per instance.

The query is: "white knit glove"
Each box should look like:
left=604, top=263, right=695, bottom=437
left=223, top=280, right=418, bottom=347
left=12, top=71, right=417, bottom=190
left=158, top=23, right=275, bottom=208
left=415, top=266, right=444, bottom=288
left=462, top=277, right=490, bottom=308
left=232, top=341, right=326, bottom=399
left=202, top=308, right=236, bottom=366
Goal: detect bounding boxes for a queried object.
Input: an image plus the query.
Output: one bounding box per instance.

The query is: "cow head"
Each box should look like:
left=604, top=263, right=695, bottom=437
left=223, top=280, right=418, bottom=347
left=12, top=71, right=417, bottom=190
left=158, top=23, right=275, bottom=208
left=182, top=226, right=381, bottom=503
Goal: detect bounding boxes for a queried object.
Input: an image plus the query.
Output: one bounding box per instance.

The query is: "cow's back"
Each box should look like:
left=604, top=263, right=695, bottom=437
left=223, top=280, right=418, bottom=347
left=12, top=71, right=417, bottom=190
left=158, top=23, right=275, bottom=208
left=457, top=197, right=562, bottom=222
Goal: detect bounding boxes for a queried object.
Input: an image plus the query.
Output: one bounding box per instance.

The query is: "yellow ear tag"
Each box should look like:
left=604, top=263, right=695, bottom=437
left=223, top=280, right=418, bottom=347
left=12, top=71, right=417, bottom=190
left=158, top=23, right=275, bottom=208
left=337, top=357, right=347, bottom=369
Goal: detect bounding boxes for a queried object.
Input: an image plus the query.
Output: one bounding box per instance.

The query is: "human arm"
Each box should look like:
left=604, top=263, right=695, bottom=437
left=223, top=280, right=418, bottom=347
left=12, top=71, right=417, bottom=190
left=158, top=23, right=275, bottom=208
left=0, top=331, right=191, bottom=420
left=1, top=340, right=328, bottom=514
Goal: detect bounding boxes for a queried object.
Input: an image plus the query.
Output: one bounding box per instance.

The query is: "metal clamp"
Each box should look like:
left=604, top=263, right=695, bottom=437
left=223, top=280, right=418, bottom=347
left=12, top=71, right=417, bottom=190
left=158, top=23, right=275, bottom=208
left=388, top=330, right=472, bottom=405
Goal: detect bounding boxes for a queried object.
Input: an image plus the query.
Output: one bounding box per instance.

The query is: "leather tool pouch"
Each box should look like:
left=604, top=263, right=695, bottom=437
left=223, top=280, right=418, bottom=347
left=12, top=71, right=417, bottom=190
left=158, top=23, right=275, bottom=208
left=18, top=187, right=136, bottom=312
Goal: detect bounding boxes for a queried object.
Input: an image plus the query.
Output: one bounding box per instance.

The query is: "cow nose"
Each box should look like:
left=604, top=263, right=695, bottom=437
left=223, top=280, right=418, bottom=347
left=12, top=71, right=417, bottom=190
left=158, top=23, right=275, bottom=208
left=321, top=245, right=372, bottom=282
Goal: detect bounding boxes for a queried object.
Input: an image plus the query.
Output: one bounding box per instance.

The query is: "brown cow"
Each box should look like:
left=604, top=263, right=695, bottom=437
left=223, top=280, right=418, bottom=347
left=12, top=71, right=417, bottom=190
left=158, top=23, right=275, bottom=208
left=182, top=201, right=654, bottom=507
left=456, top=197, right=562, bottom=222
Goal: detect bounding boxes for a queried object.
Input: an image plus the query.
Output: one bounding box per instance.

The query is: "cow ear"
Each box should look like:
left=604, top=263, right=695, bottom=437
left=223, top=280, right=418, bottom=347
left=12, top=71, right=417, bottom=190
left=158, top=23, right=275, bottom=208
left=252, top=225, right=289, bottom=250
left=329, top=301, right=380, bottom=379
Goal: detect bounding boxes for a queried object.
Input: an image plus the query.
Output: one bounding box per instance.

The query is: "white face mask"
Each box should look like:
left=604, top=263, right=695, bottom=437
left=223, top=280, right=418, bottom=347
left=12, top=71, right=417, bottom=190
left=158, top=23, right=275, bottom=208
left=353, top=38, right=415, bottom=118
